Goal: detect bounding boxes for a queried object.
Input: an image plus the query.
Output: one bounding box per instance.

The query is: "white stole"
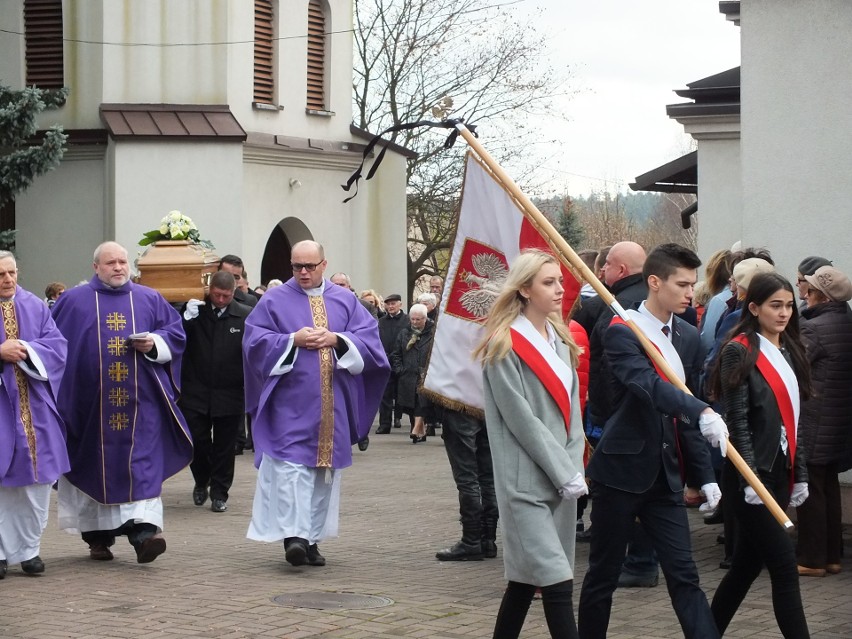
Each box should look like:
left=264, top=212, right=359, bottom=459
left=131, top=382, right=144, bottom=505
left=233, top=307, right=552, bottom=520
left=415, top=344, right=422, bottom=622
left=511, top=315, right=574, bottom=399
left=626, top=308, right=685, bottom=382
left=756, top=333, right=801, bottom=437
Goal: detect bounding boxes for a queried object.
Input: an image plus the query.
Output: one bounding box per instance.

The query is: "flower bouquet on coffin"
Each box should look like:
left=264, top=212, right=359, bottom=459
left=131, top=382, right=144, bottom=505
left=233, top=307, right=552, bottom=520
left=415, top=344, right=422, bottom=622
left=139, top=210, right=214, bottom=249
left=136, top=211, right=219, bottom=303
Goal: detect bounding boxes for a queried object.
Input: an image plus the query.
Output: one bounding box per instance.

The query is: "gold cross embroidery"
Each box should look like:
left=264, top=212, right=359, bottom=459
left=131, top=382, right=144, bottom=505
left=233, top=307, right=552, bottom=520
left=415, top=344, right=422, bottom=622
left=108, top=362, right=129, bottom=383
left=109, top=412, right=129, bottom=431
left=108, top=387, right=129, bottom=407
left=105, top=312, right=126, bottom=331
left=1, top=300, right=38, bottom=480
left=309, top=295, right=335, bottom=469
left=107, top=336, right=127, bottom=357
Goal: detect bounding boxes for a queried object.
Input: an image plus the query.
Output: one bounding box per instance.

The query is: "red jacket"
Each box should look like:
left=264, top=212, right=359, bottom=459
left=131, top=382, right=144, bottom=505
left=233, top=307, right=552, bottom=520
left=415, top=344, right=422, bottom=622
left=569, top=319, right=590, bottom=415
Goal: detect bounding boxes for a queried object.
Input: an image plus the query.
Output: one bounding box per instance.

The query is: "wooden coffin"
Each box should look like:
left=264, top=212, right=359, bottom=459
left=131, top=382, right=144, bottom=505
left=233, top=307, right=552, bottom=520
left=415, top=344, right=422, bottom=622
left=136, top=240, right=219, bottom=302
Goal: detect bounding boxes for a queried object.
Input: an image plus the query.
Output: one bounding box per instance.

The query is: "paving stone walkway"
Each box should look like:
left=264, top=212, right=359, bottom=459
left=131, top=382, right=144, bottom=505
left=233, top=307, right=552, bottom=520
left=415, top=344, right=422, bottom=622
left=2, top=427, right=850, bottom=638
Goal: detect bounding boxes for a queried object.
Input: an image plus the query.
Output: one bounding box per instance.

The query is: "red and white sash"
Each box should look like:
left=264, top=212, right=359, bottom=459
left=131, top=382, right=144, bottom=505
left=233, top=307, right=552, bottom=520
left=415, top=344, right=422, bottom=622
left=509, top=315, right=574, bottom=438
left=732, top=333, right=800, bottom=475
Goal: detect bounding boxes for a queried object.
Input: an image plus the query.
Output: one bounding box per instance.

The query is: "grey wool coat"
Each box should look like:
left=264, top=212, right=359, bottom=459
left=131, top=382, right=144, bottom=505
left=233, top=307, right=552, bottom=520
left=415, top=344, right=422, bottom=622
left=483, top=339, right=586, bottom=586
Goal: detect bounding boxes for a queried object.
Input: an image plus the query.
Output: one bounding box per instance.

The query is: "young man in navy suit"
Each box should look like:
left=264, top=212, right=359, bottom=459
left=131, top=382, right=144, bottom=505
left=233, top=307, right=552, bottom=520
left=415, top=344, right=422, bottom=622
left=578, top=243, right=728, bottom=639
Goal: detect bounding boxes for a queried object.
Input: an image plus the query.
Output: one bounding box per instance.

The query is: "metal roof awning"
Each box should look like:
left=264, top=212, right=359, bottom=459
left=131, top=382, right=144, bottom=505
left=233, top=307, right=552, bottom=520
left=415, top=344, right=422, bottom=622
left=100, top=104, right=247, bottom=141
left=629, top=151, right=697, bottom=194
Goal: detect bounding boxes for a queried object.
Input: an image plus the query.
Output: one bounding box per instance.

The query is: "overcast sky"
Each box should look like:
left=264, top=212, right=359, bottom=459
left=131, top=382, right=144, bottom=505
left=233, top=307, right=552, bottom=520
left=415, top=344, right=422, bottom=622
left=507, top=0, right=741, bottom=196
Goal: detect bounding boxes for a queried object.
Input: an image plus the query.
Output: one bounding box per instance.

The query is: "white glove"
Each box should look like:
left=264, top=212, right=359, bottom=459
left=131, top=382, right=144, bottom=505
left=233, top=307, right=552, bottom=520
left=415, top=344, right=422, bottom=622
left=744, top=486, right=763, bottom=505
left=183, top=298, right=205, bottom=321
left=699, top=412, right=729, bottom=457
left=558, top=472, right=588, bottom=501
left=789, top=482, right=809, bottom=508
left=699, top=482, right=722, bottom=511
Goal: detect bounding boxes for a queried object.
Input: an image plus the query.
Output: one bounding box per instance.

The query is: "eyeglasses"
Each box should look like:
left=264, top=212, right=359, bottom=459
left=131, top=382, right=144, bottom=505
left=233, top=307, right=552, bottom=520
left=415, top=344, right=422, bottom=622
left=291, top=262, right=322, bottom=272
left=797, top=278, right=807, bottom=284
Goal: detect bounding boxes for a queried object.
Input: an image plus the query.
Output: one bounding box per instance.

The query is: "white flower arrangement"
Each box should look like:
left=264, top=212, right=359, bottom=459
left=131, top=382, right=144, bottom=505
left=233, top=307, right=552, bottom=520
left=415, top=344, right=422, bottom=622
left=139, top=210, right=214, bottom=248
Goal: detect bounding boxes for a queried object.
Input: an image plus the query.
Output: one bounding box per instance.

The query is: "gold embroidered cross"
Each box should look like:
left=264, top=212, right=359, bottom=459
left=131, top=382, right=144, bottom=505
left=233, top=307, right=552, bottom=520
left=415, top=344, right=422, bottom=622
left=109, top=413, right=129, bottom=431
left=106, top=312, right=126, bottom=331
left=107, top=336, right=127, bottom=357
left=108, top=362, right=129, bottom=382
left=108, top=387, right=129, bottom=407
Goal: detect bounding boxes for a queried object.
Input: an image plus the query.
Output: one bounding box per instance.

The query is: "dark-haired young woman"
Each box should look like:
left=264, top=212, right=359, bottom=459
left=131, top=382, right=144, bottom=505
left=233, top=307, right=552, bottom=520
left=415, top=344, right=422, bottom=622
left=709, top=271, right=811, bottom=638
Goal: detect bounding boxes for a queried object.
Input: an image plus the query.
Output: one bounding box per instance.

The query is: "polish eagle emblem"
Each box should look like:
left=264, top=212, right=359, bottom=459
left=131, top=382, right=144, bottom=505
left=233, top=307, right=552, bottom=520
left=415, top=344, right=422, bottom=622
left=458, top=252, right=509, bottom=318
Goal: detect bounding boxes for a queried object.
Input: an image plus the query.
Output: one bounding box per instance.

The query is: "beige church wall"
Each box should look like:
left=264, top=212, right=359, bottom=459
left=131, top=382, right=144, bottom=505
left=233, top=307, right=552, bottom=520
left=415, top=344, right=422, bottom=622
left=695, top=138, right=742, bottom=262
left=14, top=148, right=107, bottom=293
left=110, top=140, right=243, bottom=270
left=740, top=0, right=852, bottom=280
left=0, top=3, right=25, bottom=87
left=241, top=154, right=407, bottom=299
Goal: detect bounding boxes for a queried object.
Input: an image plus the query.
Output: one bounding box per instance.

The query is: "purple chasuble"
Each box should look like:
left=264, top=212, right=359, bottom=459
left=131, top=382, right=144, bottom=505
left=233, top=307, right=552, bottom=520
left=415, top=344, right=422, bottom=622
left=52, top=276, right=192, bottom=504
left=243, top=279, right=390, bottom=470
left=0, top=286, right=70, bottom=487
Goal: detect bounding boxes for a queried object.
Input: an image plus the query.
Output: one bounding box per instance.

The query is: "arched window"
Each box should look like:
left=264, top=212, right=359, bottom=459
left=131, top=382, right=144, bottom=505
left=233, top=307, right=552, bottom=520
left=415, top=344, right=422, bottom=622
left=306, top=0, right=327, bottom=112
left=24, top=0, right=64, bottom=88
left=254, top=0, right=275, bottom=106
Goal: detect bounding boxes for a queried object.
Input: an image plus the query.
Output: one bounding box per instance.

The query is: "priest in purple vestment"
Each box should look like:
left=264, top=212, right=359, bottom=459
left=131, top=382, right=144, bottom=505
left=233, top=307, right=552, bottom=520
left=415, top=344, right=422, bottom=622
left=244, top=240, right=389, bottom=567
left=52, top=241, right=192, bottom=565
left=0, top=251, right=69, bottom=579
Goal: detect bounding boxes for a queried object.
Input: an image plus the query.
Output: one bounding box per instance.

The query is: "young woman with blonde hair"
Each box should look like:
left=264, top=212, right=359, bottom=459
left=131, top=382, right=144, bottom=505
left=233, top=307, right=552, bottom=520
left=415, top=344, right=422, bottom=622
left=475, top=248, right=586, bottom=639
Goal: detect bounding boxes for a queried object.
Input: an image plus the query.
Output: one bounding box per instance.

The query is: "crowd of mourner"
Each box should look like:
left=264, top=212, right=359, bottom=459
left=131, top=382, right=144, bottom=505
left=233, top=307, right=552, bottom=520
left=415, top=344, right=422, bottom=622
left=1, top=235, right=849, bottom=639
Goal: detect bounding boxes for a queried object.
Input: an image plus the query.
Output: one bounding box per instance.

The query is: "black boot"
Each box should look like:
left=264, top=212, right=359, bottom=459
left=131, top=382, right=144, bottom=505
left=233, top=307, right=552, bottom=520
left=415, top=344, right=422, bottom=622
left=481, top=524, right=497, bottom=559
left=436, top=516, right=483, bottom=561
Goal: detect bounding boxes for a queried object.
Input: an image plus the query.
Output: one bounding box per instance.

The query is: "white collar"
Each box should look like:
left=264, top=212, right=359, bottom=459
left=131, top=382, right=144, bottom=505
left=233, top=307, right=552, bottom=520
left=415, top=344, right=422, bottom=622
left=304, top=280, right=326, bottom=297
left=637, top=301, right=673, bottom=338
left=511, top=315, right=574, bottom=398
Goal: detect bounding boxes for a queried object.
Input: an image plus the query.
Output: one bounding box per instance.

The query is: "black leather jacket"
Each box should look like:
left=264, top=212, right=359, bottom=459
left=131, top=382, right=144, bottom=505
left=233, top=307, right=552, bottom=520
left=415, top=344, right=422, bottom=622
left=719, top=340, right=807, bottom=488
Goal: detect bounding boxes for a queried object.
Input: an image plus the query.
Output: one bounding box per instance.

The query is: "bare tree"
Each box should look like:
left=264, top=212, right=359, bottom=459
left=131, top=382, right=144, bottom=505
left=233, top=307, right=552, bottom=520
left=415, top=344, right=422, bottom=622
left=353, top=0, right=570, bottom=300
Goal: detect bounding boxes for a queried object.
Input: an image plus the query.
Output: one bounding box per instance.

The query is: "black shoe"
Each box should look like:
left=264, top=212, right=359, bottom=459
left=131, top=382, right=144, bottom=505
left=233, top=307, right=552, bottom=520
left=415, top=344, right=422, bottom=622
left=136, top=534, right=167, bottom=564
left=211, top=499, right=228, bottom=513
left=234, top=447, right=244, bottom=456
left=284, top=537, right=309, bottom=566
left=89, top=544, right=114, bottom=561
left=411, top=435, right=427, bottom=444
left=426, top=424, right=436, bottom=437
left=393, top=419, right=402, bottom=429
left=21, top=555, right=45, bottom=575
left=357, top=436, right=370, bottom=451
left=617, top=572, right=659, bottom=588
left=193, top=486, right=208, bottom=506
left=719, top=557, right=732, bottom=570
left=306, top=544, right=326, bottom=567
left=481, top=539, right=497, bottom=559
left=436, top=541, right=483, bottom=561
left=375, top=426, right=391, bottom=434
left=0, top=559, right=6, bottom=579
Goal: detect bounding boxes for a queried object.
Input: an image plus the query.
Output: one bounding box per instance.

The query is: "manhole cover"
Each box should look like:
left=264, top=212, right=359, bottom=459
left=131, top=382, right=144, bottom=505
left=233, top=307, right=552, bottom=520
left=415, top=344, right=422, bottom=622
left=271, top=592, right=394, bottom=610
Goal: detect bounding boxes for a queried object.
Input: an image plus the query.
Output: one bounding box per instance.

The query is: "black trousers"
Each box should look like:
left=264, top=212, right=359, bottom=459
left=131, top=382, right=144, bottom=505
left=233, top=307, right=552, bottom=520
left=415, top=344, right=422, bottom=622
left=185, top=409, right=241, bottom=501
left=493, top=580, right=579, bottom=639
left=578, top=475, right=719, bottom=639
left=711, top=459, right=810, bottom=638
left=796, top=462, right=842, bottom=569
left=378, top=372, right=403, bottom=427
left=440, top=408, right=498, bottom=528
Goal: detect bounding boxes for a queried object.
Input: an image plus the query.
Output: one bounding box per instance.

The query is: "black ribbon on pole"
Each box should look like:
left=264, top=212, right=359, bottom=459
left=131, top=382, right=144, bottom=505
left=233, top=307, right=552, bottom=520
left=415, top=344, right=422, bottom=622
left=342, top=118, right=477, bottom=203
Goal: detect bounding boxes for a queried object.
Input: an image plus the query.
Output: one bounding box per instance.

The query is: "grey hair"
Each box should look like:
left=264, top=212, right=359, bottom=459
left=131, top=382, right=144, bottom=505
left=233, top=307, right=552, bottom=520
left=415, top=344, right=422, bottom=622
left=409, top=303, right=428, bottom=318
left=93, top=241, right=128, bottom=263
left=331, top=272, right=351, bottom=286
left=417, top=292, right=437, bottom=306
left=0, top=250, right=16, bottom=265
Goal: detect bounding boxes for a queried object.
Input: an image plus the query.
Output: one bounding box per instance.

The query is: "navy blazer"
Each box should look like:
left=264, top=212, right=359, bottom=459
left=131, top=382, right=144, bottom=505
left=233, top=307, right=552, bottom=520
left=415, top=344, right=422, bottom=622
left=586, top=313, right=715, bottom=494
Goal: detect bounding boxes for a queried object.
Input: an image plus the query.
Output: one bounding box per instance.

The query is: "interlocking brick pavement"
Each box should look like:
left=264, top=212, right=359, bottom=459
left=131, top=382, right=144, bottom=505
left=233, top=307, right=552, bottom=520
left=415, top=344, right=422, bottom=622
left=2, top=427, right=850, bottom=638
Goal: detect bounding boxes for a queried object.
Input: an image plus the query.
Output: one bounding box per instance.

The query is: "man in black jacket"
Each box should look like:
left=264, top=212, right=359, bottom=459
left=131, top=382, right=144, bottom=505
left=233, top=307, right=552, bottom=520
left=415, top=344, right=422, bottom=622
left=180, top=271, right=252, bottom=513
left=376, top=294, right=408, bottom=434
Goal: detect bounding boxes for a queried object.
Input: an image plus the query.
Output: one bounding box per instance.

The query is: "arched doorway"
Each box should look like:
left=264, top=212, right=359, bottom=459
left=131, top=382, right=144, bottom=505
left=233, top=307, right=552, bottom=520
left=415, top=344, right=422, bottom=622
left=260, top=217, right=313, bottom=285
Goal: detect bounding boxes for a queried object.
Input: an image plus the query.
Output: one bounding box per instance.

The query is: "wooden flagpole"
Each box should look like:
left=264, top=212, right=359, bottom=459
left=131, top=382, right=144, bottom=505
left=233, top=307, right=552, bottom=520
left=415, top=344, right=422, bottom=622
left=454, top=122, right=793, bottom=530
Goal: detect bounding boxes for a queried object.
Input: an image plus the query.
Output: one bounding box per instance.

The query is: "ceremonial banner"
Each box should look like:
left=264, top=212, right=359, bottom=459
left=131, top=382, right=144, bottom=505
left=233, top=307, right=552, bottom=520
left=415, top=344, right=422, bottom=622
left=423, top=152, right=581, bottom=414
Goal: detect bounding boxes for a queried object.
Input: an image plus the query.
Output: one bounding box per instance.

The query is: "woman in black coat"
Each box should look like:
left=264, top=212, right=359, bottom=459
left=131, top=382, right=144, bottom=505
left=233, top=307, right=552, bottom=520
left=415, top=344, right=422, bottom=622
left=796, top=266, right=852, bottom=577
left=709, top=272, right=812, bottom=638
left=390, top=304, right=434, bottom=443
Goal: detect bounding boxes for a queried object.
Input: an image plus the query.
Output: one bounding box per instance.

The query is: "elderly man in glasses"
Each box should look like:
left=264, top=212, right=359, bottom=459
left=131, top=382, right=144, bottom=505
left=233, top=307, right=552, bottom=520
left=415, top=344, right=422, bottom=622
left=243, top=240, right=389, bottom=567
